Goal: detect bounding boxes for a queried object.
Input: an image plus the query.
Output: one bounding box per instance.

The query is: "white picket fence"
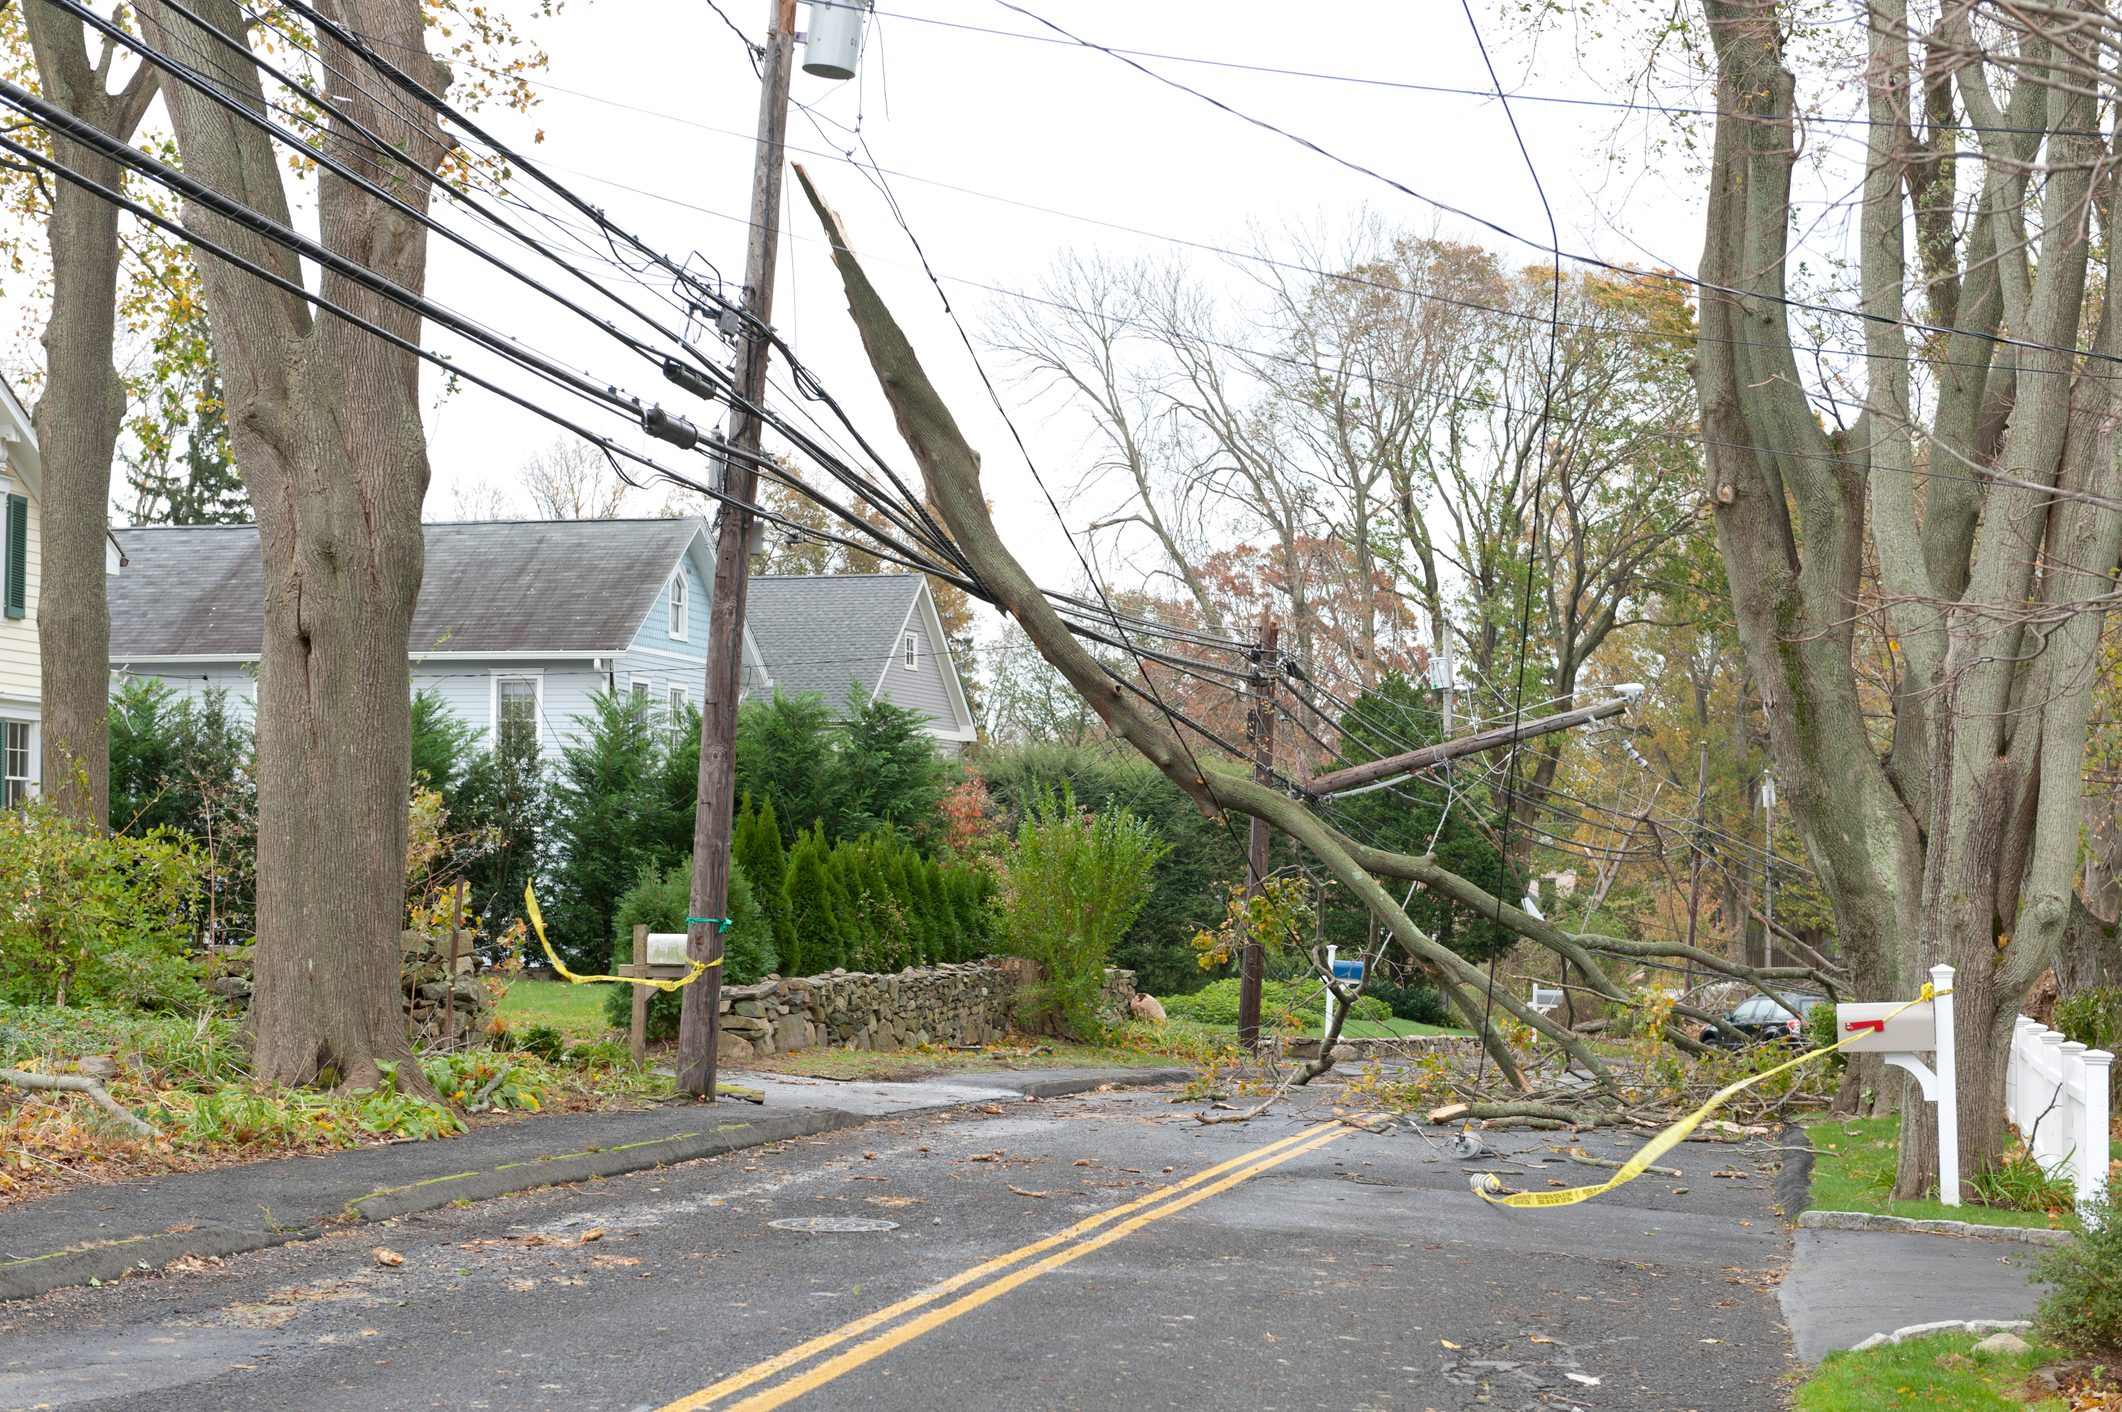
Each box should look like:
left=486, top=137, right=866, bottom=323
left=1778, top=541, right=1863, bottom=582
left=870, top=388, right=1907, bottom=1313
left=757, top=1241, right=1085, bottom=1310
left=2006, top=1016, right=2115, bottom=1213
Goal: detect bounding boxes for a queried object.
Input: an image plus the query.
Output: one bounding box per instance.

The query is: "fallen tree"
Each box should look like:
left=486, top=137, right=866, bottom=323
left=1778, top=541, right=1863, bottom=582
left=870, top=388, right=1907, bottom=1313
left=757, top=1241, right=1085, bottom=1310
left=791, top=166, right=1820, bottom=1101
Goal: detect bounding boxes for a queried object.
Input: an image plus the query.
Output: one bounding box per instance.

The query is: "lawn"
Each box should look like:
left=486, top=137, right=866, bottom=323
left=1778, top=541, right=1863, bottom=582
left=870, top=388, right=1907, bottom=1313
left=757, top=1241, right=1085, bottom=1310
left=1170, top=1016, right=1467, bottom=1040
left=497, top=979, right=623, bottom=1039
left=1795, top=1331, right=2074, bottom=1411
left=1806, top=1116, right=2080, bottom=1232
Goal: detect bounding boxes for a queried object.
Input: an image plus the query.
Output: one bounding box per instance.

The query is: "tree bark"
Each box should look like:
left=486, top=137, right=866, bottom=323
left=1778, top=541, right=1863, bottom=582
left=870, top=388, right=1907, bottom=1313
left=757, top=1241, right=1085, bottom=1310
left=135, top=0, right=444, bottom=1088
left=21, top=5, right=157, bottom=826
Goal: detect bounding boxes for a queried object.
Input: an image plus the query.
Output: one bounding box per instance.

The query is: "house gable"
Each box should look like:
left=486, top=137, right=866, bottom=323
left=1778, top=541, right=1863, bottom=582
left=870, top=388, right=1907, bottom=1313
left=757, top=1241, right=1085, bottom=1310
left=869, top=580, right=975, bottom=744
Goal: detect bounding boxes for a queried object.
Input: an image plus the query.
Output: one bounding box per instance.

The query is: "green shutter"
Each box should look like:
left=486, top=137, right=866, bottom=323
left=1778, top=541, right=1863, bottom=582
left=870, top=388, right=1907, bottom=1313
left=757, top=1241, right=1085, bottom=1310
left=4, top=494, right=24, bottom=620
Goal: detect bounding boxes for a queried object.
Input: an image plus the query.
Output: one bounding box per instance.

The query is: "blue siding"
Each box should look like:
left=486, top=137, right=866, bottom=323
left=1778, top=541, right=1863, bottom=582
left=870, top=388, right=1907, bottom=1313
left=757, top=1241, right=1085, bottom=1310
left=630, top=552, right=712, bottom=655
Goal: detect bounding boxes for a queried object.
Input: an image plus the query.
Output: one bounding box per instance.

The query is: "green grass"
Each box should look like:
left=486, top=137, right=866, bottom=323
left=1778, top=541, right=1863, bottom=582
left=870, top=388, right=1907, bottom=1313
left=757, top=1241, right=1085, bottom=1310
left=1795, top=1330, right=2069, bottom=1411
left=496, top=979, right=622, bottom=1039
left=1169, top=1016, right=1467, bottom=1040
left=1807, top=1117, right=2078, bottom=1231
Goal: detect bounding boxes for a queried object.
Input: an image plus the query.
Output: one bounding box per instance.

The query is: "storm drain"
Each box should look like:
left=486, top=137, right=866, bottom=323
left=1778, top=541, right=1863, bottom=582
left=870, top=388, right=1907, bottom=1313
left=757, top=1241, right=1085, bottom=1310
left=768, top=1216, right=900, bottom=1233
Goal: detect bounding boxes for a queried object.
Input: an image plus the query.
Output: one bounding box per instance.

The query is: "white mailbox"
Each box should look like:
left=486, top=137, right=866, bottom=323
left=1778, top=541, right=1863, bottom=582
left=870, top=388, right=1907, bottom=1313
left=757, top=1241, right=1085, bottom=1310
left=1836, top=1000, right=1935, bottom=1054
left=645, top=932, right=692, bottom=968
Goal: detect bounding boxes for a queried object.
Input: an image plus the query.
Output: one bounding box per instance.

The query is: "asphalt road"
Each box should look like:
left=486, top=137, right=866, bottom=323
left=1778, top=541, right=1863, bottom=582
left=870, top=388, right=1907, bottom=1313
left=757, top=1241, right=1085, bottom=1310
left=0, top=1086, right=1796, bottom=1411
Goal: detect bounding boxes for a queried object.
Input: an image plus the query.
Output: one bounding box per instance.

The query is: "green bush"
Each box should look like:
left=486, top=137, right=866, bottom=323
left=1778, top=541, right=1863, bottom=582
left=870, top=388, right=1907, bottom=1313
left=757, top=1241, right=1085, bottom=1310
left=0, top=800, right=207, bottom=1009
left=1162, top=977, right=1390, bottom=1029
left=995, top=787, right=1169, bottom=1039
left=2032, top=1191, right=2122, bottom=1355
left=601, top=860, right=778, bottom=1041
left=1367, top=974, right=1450, bottom=1026
left=2053, top=988, right=2122, bottom=1054
left=109, top=677, right=256, bottom=942
left=1805, top=1000, right=1847, bottom=1069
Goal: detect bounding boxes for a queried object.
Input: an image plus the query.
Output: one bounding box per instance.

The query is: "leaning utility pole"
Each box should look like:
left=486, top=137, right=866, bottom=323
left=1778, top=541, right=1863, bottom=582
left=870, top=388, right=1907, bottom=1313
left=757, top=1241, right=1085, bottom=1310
left=676, top=0, right=800, bottom=1098
left=1237, top=610, right=1278, bottom=1050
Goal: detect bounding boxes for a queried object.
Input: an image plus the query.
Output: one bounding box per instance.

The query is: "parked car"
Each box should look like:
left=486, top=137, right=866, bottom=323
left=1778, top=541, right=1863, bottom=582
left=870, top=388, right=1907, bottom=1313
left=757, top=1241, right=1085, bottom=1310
left=1702, top=992, right=1826, bottom=1048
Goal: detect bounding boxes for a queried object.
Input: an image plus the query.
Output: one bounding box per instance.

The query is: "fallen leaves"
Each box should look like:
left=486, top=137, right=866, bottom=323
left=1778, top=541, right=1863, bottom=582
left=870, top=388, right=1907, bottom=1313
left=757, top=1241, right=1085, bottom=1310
left=578, top=1227, right=606, bottom=1245
left=370, top=1247, right=404, bottom=1268
left=589, top=1254, right=641, bottom=1268
left=1007, top=1185, right=1050, bottom=1199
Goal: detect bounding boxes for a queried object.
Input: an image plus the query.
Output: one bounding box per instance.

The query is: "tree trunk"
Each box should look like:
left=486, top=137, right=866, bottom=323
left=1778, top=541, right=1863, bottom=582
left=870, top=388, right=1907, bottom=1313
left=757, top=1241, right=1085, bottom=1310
left=21, top=5, right=157, bottom=826
left=136, top=0, right=443, bottom=1088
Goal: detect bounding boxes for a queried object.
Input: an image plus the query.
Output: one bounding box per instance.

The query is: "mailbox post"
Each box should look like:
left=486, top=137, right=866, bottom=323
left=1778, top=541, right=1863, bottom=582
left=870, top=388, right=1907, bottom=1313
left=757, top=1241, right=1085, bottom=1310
left=1323, top=946, right=1365, bottom=1038
left=1836, top=964, right=1958, bottom=1205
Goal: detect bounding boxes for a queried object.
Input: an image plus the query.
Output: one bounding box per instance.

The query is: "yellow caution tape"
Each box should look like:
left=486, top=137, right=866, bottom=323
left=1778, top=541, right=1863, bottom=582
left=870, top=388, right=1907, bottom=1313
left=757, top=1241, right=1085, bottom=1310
left=1473, top=984, right=1948, bottom=1209
left=523, top=883, right=716, bottom=991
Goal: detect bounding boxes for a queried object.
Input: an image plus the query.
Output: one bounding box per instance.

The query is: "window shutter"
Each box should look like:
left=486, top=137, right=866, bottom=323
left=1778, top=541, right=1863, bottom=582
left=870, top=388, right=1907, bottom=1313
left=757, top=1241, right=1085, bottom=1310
left=4, top=494, right=24, bottom=620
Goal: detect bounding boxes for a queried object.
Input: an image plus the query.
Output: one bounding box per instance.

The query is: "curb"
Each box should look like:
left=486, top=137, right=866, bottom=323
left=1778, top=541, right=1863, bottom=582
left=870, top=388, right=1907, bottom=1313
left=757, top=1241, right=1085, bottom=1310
left=1774, top=1120, right=1815, bottom=1221
left=1795, top=1208, right=2072, bottom=1245
left=0, top=1066, right=1188, bottom=1304
left=1845, top=1318, right=2032, bottom=1353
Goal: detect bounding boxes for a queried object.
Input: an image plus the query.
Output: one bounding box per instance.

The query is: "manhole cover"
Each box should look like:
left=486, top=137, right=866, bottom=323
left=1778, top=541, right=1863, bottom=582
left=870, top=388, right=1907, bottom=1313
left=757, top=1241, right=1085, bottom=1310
left=768, top=1216, right=899, bottom=1234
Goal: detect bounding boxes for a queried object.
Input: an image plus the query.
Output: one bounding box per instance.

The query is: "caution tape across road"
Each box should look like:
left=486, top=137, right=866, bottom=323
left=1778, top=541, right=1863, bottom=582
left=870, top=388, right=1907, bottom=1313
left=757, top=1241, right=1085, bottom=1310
left=1473, top=984, right=1947, bottom=1210
left=523, top=882, right=716, bottom=992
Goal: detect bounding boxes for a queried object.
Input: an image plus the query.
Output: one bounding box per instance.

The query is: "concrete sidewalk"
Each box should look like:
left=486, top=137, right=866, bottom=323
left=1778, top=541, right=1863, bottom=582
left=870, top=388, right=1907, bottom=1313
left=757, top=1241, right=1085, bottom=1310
left=1779, top=1225, right=2052, bottom=1363
left=0, top=1065, right=1183, bottom=1304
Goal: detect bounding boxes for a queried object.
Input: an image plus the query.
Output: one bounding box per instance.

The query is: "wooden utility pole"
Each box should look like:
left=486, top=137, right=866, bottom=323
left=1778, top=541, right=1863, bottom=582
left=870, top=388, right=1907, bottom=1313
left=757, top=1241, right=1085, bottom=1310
left=1237, top=611, right=1278, bottom=1050
left=1681, top=740, right=1708, bottom=993
left=676, top=0, right=798, bottom=1098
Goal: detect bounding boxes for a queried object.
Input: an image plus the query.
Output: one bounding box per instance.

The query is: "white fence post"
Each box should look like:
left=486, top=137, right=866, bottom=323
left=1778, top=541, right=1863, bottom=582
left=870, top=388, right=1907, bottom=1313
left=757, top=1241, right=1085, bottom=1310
left=2010, top=1017, right=2038, bottom=1128
left=2081, top=1049, right=2114, bottom=1216
left=2037, top=1030, right=2069, bottom=1170
left=1931, top=964, right=1958, bottom=1206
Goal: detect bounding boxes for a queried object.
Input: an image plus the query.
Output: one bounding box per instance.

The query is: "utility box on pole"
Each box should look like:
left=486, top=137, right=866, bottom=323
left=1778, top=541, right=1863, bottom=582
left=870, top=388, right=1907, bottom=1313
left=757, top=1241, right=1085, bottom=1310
left=802, top=0, right=868, bottom=79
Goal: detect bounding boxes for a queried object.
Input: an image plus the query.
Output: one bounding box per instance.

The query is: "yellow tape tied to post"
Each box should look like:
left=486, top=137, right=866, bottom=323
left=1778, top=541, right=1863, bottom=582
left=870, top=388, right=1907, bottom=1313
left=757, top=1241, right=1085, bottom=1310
left=1473, top=984, right=1947, bottom=1209
left=523, top=883, right=716, bottom=992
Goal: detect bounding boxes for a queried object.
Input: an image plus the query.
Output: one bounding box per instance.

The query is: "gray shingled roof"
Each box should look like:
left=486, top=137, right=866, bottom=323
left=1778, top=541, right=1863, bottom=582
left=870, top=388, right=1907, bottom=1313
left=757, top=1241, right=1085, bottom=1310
left=109, top=519, right=707, bottom=658
left=744, top=574, right=922, bottom=704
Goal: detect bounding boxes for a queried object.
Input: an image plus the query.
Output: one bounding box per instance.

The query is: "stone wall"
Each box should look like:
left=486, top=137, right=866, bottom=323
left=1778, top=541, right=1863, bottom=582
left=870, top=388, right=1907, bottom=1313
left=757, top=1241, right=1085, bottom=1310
left=202, top=932, right=491, bottom=1044
left=714, top=961, right=1140, bottom=1061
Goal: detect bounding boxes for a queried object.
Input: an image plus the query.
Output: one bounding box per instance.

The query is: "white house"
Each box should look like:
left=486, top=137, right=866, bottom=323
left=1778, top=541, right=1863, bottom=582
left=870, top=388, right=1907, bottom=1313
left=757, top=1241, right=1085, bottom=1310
left=0, top=382, right=42, bottom=804
left=108, top=518, right=770, bottom=754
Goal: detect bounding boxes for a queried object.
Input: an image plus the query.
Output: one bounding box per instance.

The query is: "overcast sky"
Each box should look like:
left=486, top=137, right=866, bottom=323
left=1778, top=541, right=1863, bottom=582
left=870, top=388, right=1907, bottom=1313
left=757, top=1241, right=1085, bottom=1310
left=412, top=0, right=1737, bottom=599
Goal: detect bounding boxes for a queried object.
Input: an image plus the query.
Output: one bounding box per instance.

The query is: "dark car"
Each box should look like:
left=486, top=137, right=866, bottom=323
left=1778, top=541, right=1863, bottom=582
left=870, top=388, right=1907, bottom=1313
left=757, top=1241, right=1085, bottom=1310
left=1702, top=992, right=1825, bottom=1048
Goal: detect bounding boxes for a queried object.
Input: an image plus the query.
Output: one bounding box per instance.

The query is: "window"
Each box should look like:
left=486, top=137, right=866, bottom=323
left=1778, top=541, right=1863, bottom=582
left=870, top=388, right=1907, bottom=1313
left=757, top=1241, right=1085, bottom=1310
left=668, top=571, right=688, bottom=639
left=495, top=676, right=539, bottom=752
left=667, top=684, right=690, bottom=732
left=629, top=676, right=652, bottom=715
left=2, top=721, right=28, bottom=805
left=902, top=629, right=918, bottom=670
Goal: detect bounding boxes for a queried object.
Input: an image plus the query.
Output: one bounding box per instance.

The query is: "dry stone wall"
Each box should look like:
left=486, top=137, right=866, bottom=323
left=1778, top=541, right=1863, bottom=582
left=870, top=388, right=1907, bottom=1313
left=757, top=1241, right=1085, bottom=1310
left=714, top=961, right=1139, bottom=1061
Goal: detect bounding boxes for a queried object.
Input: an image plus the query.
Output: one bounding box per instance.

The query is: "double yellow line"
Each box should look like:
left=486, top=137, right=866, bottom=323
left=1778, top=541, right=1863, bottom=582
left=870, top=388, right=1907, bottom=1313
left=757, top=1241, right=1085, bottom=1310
left=657, top=1120, right=1356, bottom=1411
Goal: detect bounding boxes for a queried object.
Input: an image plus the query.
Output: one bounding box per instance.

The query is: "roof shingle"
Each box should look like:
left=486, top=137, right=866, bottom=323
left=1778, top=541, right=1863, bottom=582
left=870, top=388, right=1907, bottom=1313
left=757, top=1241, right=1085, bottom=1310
left=109, top=519, right=707, bottom=658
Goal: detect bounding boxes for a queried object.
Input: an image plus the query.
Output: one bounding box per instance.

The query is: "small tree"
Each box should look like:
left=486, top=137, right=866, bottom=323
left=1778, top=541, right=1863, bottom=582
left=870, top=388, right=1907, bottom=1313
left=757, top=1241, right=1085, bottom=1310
left=544, top=692, right=664, bottom=969
left=733, top=796, right=793, bottom=963
left=735, top=690, right=841, bottom=841
left=456, top=725, right=544, bottom=942
left=410, top=688, right=482, bottom=804
left=995, top=786, right=1169, bottom=1037
left=781, top=825, right=839, bottom=976
left=836, top=688, right=943, bottom=842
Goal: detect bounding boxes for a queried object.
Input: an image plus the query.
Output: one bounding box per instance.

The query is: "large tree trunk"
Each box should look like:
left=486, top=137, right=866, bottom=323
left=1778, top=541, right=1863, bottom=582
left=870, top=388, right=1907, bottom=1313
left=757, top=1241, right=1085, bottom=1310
left=136, top=0, right=443, bottom=1087
left=1696, top=0, right=2122, bottom=1198
left=21, top=5, right=156, bottom=826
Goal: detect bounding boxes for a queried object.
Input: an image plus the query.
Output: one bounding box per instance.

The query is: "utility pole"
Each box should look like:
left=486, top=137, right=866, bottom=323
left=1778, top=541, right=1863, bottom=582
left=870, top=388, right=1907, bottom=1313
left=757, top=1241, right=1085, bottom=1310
left=676, top=0, right=800, bottom=1098
left=1681, top=739, right=1708, bottom=992
left=1758, top=769, right=1777, bottom=973
left=1237, top=610, right=1278, bottom=1050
